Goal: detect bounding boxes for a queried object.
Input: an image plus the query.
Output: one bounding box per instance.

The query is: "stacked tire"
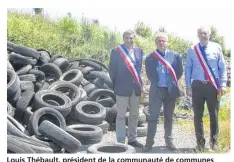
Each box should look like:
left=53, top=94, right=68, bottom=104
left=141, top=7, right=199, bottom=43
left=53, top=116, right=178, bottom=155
left=7, top=41, right=120, bottom=153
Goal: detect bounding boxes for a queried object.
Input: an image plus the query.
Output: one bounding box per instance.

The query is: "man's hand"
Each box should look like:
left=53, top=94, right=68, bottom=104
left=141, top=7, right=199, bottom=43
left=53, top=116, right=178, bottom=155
left=218, top=88, right=226, bottom=96
left=186, top=88, right=192, bottom=97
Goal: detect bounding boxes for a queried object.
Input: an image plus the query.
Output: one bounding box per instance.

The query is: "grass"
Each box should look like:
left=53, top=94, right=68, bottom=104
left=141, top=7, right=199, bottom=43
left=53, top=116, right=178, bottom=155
left=174, top=87, right=231, bottom=153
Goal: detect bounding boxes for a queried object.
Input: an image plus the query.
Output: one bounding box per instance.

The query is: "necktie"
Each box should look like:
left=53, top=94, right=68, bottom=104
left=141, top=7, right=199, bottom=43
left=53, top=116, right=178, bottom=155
left=202, top=46, right=208, bottom=80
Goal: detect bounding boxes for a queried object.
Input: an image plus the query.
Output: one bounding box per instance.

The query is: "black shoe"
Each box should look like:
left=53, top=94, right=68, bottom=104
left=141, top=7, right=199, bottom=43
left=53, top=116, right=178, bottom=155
left=210, top=143, right=219, bottom=151
left=142, top=145, right=152, bottom=152
left=128, top=140, right=143, bottom=148
left=166, top=141, right=177, bottom=151
left=194, top=145, right=205, bottom=152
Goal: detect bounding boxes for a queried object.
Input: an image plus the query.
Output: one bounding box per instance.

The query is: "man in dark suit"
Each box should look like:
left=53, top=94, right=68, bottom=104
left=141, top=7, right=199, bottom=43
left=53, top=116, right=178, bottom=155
left=108, top=30, right=144, bottom=147
left=185, top=26, right=227, bottom=152
left=143, top=32, right=183, bottom=152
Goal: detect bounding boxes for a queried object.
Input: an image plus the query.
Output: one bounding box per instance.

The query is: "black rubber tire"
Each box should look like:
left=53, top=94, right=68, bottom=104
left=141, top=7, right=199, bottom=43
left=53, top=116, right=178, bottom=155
left=16, top=89, right=35, bottom=112
left=87, top=71, right=112, bottom=88
left=66, top=124, right=103, bottom=145
left=69, top=58, right=108, bottom=71
left=75, top=101, right=106, bottom=124
left=19, top=74, right=37, bottom=82
left=89, top=89, right=116, bottom=102
left=37, top=50, right=51, bottom=65
left=49, top=81, right=81, bottom=108
left=20, top=81, right=34, bottom=91
left=83, top=83, right=96, bottom=95
left=80, top=66, right=94, bottom=76
left=7, top=120, right=27, bottom=138
left=8, top=88, right=21, bottom=105
left=7, top=102, right=15, bottom=117
left=49, top=54, right=63, bottom=63
left=7, top=41, right=40, bottom=59
left=7, top=41, right=17, bottom=52
left=80, top=78, right=90, bottom=87
left=92, top=78, right=104, bottom=88
left=7, top=114, right=26, bottom=132
left=60, top=69, right=83, bottom=86
left=105, top=104, right=117, bottom=124
left=79, top=88, right=88, bottom=101
left=35, top=82, right=43, bottom=92
left=7, top=135, right=36, bottom=153
left=40, top=82, right=50, bottom=91
left=22, top=106, right=33, bottom=125
left=97, top=97, right=115, bottom=107
left=7, top=115, right=28, bottom=138
left=16, top=64, right=32, bottom=75
left=38, top=120, right=81, bottom=153
left=9, top=52, right=37, bottom=65
left=7, top=69, right=21, bottom=104
left=35, top=81, right=49, bottom=92
left=94, top=120, right=110, bottom=134
left=33, top=90, right=72, bottom=117
left=31, top=135, right=62, bottom=152
left=8, top=135, right=54, bottom=153
left=79, top=60, right=102, bottom=71
left=40, top=63, right=62, bottom=81
left=87, top=143, right=136, bottom=153
left=7, top=69, right=21, bottom=98
left=7, top=61, right=14, bottom=70
left=28, top=107, right=66, bottom=136
left=28, top=69, right=45, bottom=82
left=67, top=61, right=79, bottom=71
left=53, top=57, right=70, bottom=73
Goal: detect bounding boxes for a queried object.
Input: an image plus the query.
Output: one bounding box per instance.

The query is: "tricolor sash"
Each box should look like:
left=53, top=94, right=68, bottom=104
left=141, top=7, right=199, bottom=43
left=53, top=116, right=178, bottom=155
left=116, top=45, right=142, bottom=88
left=152, top=50, right=177, bottom=84
left=194, top=44, right=219, bottom=90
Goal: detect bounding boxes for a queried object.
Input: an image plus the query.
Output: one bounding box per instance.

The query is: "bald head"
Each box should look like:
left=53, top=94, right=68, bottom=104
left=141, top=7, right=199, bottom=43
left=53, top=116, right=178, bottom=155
left=197, top=26, right=211, bottom=45
left=155, top=32, right=168, bottom=52
left=197, top=26, right=211, bottom=35
left=155, top=32, right=168, bottom=42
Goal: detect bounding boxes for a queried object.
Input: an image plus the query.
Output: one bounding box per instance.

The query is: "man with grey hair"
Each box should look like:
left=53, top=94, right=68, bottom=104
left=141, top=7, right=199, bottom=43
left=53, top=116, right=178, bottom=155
left=108, top=30, right=144, bottom=147
left=185, top=26, right=227, bottom=152
left=143, top=32, right=183, bottom=152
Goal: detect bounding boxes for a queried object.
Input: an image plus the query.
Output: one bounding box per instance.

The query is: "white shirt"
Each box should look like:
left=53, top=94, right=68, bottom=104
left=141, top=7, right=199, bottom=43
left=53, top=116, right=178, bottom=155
left=129, top=49, right=135, bottom=62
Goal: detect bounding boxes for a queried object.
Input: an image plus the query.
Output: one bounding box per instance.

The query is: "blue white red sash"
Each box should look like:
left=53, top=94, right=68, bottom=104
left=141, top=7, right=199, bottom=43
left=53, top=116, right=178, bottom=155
left=116, top=45, right=142, bottom=88
left=194, top=44, right=219, bottom=90
left=152, top=50, right=177, bottom=84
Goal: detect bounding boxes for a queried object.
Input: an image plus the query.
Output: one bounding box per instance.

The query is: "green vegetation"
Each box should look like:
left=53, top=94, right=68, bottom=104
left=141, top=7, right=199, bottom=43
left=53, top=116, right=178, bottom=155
left=7, top=10, right=122, bottom=63
left=7, top=10, right=193, bottom=62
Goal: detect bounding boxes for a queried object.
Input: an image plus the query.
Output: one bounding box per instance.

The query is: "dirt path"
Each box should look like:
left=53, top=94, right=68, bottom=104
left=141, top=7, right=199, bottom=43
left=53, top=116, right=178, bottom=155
left=79, top=122, right=210, bottom=153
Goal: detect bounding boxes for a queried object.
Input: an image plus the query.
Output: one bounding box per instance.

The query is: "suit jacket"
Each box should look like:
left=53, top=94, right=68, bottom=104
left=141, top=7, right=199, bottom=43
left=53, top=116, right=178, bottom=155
left=108, top=44, right=143, bottom=96
left=145, top=49, right=183, bottom=98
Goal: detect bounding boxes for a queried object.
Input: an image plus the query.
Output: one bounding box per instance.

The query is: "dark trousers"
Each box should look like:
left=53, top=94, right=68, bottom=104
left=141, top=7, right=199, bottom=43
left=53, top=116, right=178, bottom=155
left=146, top=86, right=176, bottom=146
left=192, top=80, right=220, bottom=147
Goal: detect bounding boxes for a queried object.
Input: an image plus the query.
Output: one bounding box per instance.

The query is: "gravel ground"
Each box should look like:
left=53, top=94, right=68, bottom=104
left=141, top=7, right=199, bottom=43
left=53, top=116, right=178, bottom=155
left=79, top=122, right=210, bottom=154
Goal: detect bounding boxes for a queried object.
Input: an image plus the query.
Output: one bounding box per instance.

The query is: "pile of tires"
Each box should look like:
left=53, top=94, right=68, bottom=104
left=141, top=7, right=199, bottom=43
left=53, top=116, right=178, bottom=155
left=7, top=41, right=121, bottom=153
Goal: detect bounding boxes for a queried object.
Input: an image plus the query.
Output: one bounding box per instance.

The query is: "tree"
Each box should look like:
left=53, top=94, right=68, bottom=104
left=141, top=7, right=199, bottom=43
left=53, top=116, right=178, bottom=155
left=135, top=21, right=152, bottom=38
left=158, top=26, right=167, bottom=32
left=67, top=12, right=72, bottom=18
left=210, top=26, right=227, bottom=55
left=33, top=8, right=43, bottom=15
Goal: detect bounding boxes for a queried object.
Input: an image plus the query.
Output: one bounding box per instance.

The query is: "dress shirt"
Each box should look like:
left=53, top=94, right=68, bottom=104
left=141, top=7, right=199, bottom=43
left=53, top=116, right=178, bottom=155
left=157, top=49, right=168, bottom=87
left=185, top=41, right=227, bottom=88
left=129, top=48, right=135, bottom=62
